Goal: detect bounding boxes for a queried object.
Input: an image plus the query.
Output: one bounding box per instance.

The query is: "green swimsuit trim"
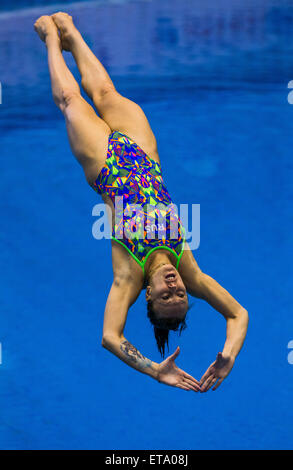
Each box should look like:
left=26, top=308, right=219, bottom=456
left=112, top=234, right=185, bottom=277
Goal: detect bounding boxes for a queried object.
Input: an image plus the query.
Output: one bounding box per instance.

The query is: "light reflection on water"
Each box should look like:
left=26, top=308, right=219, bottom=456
left=0, top=0, right=293, bottom=124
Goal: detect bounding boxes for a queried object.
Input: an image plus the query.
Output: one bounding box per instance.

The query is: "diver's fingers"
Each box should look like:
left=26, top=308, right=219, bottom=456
left=169, top=346, right=180, bottom=361
left=199, top=367, right=213, bottom=386
left=176, top=383, right=190, bottom=391
left=206, top=377, right=218, bottom=392
left=212, top=378, right=224, bottom=391
left=181, top=370, right=200, bottom=386
left=183, top=377, right=200, bottom=392
left=201, top=374, right=215, bottom=392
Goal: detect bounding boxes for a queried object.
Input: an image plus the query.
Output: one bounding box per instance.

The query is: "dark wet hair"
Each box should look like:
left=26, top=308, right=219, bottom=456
left=147, top=300, right=187, bottom=358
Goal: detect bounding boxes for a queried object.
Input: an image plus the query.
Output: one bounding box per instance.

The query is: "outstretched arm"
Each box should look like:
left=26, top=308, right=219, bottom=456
left=101, top=276, right=200, bottom=391
left=194, top=272, right=248, bottom=392
left=102, top=243, right=200, bottom=393
left=101, top=268, right=157, bottom=373
left=190, top=271, right=249, bottom=358
left=179, top=246, right=249, bottom=390
left=101, top=241, right=200, bottom=391
left=101, top=283, right=159, bottom=380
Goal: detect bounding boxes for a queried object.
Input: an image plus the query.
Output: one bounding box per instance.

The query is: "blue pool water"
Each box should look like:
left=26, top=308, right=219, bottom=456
left=0, top=0, right=293, bottom=450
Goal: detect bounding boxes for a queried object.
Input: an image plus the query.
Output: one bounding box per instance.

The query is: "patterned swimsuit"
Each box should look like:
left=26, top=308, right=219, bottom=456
left=93, top=131, right=185, bottom=276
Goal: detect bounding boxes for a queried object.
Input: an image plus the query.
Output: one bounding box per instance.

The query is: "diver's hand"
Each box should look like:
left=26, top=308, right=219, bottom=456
left=157, top=347, right=200, bottom=392
left=200, top=352, right=235, bottom=392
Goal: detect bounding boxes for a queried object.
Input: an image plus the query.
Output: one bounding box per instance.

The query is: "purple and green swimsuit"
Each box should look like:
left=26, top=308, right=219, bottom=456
left=93, top=131, right=185, bottom=276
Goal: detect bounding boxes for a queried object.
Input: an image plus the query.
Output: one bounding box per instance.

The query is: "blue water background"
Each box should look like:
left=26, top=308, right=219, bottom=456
left=0, top=0, right=292, bottom=449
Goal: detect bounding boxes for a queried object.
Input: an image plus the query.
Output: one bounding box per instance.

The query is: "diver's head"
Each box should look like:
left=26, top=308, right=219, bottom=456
left=145, top=263, right=188, bottom=357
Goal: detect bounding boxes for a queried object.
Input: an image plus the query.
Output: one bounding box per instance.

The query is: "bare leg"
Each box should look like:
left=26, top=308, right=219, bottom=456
left=34, top=15, right=111, bottom=185
left=51, top=12, right=160, bottom=164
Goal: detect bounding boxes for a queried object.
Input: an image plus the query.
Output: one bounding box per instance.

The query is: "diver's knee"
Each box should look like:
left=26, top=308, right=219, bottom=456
left=54, top=88, right=81, bottom=112
left=92, top=83, right=117, bottom=104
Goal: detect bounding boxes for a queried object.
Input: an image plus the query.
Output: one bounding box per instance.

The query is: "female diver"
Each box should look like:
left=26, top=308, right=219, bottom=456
left=34, top=13, right=249, bottom=392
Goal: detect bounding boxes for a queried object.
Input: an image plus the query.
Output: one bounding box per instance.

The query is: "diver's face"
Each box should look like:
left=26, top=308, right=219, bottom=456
left=146, top=264, right=188, bottom=319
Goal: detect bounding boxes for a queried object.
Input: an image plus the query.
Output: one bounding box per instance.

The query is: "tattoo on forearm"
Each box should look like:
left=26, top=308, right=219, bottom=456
left=120, top=340, right=153, bottom=369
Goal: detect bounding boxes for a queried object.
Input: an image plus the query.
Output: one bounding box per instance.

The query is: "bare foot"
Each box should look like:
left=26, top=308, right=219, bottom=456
left=34, top=15, right=60, bottom=47
left=51, top=12, right=79, bottom=51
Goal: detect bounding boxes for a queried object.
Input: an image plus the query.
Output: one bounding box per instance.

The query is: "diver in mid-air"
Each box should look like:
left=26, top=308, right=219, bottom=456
left=34, top=12, right=248, bottom=392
